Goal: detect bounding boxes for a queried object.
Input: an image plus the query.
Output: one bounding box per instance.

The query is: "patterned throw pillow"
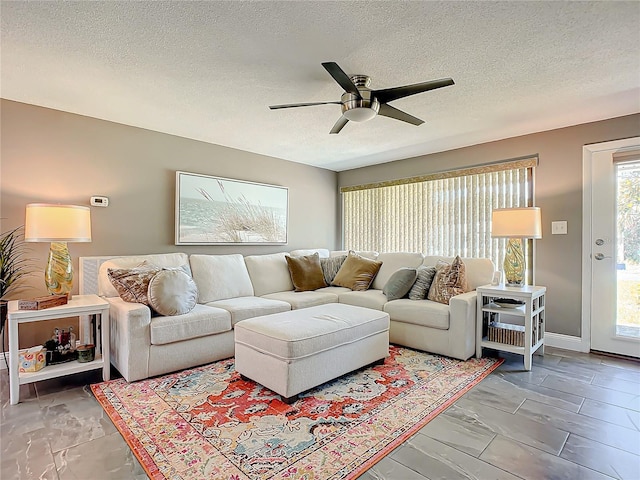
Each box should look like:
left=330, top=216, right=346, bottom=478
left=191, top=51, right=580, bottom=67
left=147, top=269, right=199, bottom=316
left=320, top=255, right=347, bottom=285
left=285, top=253, right=328, bottom=292
left=107, top=264, right=161, bottom=305
left=427, top=256, right=468, bottom=305
left=383, top=268, right=418, bottom=301
left=331, top=251, right=383, bottom=291
left=408, top=266, right=437, bottom=300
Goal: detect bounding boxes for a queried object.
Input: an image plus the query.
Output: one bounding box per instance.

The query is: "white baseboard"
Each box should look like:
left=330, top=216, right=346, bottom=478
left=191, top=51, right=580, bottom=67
left=545, top=332, right=589, bottom=352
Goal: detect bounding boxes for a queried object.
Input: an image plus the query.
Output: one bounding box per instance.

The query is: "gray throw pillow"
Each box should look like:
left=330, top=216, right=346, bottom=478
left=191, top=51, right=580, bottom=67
left=383, top=268, right=418, bottom=301
left=320, top=255, right=347, bottom=285
left=147, top=268, right=199, bottom=316
left=409, top=266, right=437, bottom=300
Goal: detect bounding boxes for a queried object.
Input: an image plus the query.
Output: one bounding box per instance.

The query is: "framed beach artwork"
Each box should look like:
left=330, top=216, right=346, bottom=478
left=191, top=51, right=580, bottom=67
left=175, top=171, right=288, bottom=245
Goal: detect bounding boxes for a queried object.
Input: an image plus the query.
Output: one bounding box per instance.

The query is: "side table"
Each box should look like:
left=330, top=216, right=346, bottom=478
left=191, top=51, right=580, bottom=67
left=8, top=294, right=110, bottom=405
left=476, top=284, right=546, bottom=371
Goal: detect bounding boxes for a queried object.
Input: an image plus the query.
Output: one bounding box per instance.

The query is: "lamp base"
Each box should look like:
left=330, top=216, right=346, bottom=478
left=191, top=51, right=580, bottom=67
left=45, top=242, right=73, bottom=297
left=503, top=238, right=525, bottom=287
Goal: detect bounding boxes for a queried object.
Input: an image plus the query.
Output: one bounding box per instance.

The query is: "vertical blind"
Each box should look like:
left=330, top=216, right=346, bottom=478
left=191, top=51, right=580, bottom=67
left=342, top=158, right=537, bottom=271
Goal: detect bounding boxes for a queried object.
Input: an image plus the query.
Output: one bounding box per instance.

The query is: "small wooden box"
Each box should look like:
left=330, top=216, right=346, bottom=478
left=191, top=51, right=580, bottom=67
left=18, top=295, right=68, bottom=310
left=488, top=322, right=525, bottom=347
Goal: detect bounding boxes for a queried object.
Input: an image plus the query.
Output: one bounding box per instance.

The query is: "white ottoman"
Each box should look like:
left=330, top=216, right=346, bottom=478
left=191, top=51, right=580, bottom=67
left=234, top=303, right=390, bottom=403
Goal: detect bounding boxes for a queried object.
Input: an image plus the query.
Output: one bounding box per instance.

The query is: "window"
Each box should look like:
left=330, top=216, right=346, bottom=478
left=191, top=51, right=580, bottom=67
left=342, top=157, right=537, bottom=271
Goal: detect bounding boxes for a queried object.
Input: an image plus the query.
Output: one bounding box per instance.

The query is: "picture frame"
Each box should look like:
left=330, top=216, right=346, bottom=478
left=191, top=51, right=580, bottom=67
left=175, top=171, right=288, bottom=245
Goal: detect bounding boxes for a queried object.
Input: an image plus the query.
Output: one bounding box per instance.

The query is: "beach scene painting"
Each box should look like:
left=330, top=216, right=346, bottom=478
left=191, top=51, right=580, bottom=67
left=176, top=171, right=288, bottom=245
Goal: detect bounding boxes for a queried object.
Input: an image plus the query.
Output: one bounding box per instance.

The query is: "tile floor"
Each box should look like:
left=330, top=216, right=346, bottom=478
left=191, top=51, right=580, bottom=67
left=1, top=347, right=639, bottom=479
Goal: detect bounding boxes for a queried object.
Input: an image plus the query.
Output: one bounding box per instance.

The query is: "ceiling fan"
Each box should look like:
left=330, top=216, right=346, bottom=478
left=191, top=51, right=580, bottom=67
left=269, top=62, right=454, bottom=134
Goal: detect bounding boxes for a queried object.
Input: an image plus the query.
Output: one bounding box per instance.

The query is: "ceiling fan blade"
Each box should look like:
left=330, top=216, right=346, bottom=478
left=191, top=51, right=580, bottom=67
left=269, top=101, right=341, bottom=110
left=330, top=116, right=349, bottom=134
left=322, top=62, right=361, bottom=99
left=373, top=78, right=454, bottom=104
left=378, top=104, right=424, bottom=126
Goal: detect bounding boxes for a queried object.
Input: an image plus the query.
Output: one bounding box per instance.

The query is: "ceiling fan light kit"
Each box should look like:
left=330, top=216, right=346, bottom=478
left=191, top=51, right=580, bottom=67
left=269, top=62, right=454, bottom=134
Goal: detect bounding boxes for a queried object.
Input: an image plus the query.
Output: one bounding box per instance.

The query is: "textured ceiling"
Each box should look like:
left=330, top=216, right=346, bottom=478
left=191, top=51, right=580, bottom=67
left=1, top=1, right=639, bottom=171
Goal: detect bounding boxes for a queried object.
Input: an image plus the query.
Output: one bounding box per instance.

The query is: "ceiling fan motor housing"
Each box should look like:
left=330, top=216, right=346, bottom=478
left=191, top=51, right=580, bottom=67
left=341, top=75, right=379, bottom=122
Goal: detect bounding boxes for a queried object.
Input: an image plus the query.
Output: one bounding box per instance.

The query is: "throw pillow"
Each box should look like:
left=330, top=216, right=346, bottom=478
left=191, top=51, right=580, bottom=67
left=107, top=264, right=161, bottom=305
left=409, top=266, right=437, bottom=300
left=427, top=256, right=468, bottom=305
left=285, top=253, right=328, bottom=292
left=331, top=251, right=383, bottom=291
left=383, top=268, right=418, bottom=301
left=147, top=268, right=199, bottom=316
left=320, top=255, right=347, bottom=285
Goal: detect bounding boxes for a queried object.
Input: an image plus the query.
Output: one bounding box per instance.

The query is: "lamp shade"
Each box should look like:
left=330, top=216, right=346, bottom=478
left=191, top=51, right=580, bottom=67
left=491, top=207, right=542, bottom=239
left=24, top=204, right=92, bottom=242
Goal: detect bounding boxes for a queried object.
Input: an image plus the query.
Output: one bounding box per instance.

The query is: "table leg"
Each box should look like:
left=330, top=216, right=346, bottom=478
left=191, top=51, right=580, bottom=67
left=100, top=308, right=110, bottom=381
left=9, top=318, right=19, bottom=405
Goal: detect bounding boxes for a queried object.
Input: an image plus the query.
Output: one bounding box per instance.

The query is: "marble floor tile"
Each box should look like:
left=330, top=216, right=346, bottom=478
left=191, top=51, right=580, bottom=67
left=1, top=430, right=58, bottom=480
left=541, top=374, right=640, bottom=411
left=481, top=434, right=614, bottom=480
left=417, top=409, right=497, bottom=457
left=391, top=432, right=521, bottom=480
left=357, top=456, right=427, bottom=480
left=40, top=396, right=119, bottom=453
left=591, top=374, right=640, bottom=395
left=560, top=433, right=640, bottom=479
left=446, top=399, right=569, bottom=455
left=579, top=398, right=640, bottom=431
left=516, top=398, right=640, bottom=455
left=55, top=432, right=148, bottom=480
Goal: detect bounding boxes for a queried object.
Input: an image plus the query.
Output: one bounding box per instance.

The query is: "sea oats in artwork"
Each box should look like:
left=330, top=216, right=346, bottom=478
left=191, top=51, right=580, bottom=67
left=176, top=172, right=288, bottom=245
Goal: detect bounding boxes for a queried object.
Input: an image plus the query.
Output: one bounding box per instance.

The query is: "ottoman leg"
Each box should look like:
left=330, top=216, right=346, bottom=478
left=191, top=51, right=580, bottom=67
left=281, top=394, right=298, bottom=405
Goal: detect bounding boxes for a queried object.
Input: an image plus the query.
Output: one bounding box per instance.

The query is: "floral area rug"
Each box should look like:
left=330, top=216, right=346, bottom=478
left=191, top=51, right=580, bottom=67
left=91, top=346, right=502, bottom=480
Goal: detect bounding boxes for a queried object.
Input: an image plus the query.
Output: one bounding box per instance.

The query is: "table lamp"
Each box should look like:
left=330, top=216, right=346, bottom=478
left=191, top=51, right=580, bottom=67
left=491, top=207, right=542, bottom=287
left=24, top=204, right=92, bottom=297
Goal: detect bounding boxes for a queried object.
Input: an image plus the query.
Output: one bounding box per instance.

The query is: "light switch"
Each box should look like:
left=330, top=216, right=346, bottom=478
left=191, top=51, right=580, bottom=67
left=552, top=221, right=567, bottom=235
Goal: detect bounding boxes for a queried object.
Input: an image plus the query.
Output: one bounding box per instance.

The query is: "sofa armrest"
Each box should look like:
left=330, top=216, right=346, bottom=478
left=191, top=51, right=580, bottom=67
left=107, top=297, right=152, bottom=382
left=447, top=291, right=478, bottom=360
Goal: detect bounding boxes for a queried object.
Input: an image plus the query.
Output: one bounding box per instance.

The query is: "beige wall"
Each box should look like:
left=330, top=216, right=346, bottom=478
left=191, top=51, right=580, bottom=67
left=339, top=113, right=640, bottom=337
left=1, top=100, right=339, bottom=347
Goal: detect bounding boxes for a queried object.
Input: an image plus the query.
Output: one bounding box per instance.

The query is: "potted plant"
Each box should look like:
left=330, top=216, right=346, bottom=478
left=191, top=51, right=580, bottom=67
left=0, top=226, right=34, bottom=334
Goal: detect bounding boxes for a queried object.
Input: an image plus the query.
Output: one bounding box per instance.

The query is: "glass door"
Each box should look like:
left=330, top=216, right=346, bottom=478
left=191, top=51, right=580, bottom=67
left=588, top=139, right=640, bottom=358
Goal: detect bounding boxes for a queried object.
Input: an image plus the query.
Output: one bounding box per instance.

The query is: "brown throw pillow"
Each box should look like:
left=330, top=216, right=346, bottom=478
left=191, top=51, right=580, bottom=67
left=331, top=251, right=383, bottom=291
left=427, top=256, right=468, bottom=304
left=107, top=264, right=161, bottom=305
left=286, top=253, right=328, bottom=292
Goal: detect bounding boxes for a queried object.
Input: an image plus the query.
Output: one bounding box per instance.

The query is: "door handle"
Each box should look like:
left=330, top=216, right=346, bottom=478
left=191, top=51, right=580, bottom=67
left=594, top=253, right=611, bottom=260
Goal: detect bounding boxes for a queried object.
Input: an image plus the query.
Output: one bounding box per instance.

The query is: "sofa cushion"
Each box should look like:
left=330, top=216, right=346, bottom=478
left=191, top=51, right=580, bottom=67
left=244, top=252, right=294, bottom=296
left=331, top=250, right=378, bottom=260
left=289, top=248, right=330, bottom=258
left=428, top=256, right=468, bottom=305
left=150, top=304, right=231, bottom=345
left=316, top=285, right=351, bottom=295
left=383, top=299, right=450, bottom=330
left=99, top=253, right=190, bottom=298
left=338, top=289, right=387, bottom=311
left=285, top=253, right=327, bottom=292
left=190, top=254, right=254, bottom=302
left=383, top=268, right=417, bottom=301
left=107, top=263, right=160, bottom=305
left=208, top=296, right=291, bottom=326
left=148, top=269, right=199, bottom=316
left=332, top=251, right=382, bottom=291
left=371, top=252, right=424, bottom=290
left=320, top=255, right=347, bottom=285
left=263, top=291, right=338, bottom=309
left=423, top=256, right=494, bottom=291
left=408, top=266, right=437, bottom=300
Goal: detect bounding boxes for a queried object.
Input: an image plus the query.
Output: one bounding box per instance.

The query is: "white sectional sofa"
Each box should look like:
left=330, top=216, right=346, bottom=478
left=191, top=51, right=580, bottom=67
left=95, top=249, right=494, bottom=382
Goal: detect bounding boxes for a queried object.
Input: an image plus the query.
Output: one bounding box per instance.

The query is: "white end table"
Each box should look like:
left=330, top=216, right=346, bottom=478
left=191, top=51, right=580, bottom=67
left=8, top=294, right=110, bottom=405
left=476, top=284, right=546, bottom=371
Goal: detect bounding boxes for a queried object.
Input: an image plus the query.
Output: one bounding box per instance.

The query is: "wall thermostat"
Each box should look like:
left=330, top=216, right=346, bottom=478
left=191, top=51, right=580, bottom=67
left=90, top=196, right=109, bottom=207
